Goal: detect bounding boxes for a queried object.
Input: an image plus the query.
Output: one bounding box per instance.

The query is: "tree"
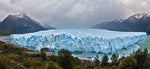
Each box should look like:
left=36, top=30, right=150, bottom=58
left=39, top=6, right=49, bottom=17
left=118, top=56, right=137, bottom=69
left=47, top=61, right=62, bottom=69
left=142, top=48, right=148, bottom=69
left=48, top=55, right=58, bottom=62
left=40, top=49, right=47, bottom=61
left=118, top=56, right=125, bottom=64
left=111, top=53, right=119, bottom=65
left=102, top=54, right=109, bottom=65
left=58, top=49, right=73, bottom=69
left=133, top=49, right=143, bottom=69
left=94, top=55, right=100, bottom=66
left=72, top=57, right=81, bottom=65
left=145, top=54, right=150, bottom=68
left=132, top=48, right=148, bottom=69
left=143, top=48, right=148, bottom=60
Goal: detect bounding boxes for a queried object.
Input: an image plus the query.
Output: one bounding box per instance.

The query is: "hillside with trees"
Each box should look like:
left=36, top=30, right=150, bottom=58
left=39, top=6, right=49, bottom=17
left=0, top=41, right=150, bottom=69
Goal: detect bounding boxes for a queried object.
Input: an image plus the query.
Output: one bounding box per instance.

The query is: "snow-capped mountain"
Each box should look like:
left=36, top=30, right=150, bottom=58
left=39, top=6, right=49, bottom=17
left=92, top=12, right=150, bottom=34
left=0, top=13, right=55, bottom=35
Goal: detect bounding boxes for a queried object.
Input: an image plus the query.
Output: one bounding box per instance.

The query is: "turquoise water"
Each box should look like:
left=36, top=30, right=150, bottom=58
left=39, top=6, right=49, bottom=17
left=138, top=35, right=150, bottom=52
left=0, top=36, right=10, bottom=43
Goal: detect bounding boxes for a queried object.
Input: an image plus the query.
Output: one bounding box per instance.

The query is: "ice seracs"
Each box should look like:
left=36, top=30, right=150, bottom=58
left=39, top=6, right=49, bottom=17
left=10, top=29, right=147, bottom=54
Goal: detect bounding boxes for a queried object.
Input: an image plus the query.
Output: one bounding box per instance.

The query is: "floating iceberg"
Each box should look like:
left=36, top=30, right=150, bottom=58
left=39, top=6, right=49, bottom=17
left=10, top=29, right=147, bottom=54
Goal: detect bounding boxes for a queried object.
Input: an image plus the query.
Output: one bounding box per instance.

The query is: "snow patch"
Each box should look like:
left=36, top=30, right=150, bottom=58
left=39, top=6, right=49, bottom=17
left=134, top=14, right=143, bottom=19
left=9, top=13, right=26, bottom=18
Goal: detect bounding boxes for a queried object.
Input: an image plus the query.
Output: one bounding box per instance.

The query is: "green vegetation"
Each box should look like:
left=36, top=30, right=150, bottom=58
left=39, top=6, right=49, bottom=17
left=58, top=49, right=73, bottom=69
left=94, top=55, right=100, bottom=66
left=111, top=53, right=119, bottom=65
left=1, top=41, right=150, bottom=69
left=132, top=48, right=148, bottom=69
left=102, top=54, right=109, bottom=65
left=0, top=41, right=47, bottom=69
left=48, top=61, right=62, bottom=69
left=118, top=56, right=137, bottom=69
left=40, top=49, right=47, bottom=61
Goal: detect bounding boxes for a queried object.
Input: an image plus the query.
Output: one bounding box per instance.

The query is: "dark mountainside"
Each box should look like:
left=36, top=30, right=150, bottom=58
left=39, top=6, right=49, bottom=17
left=0, top=13, right=55, bottom=35
left=93, top=13, right=150, bottom=34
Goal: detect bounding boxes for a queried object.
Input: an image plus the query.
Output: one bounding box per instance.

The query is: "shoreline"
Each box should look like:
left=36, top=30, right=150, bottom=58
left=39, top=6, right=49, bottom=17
left=0, top=35, right=10, bottom=37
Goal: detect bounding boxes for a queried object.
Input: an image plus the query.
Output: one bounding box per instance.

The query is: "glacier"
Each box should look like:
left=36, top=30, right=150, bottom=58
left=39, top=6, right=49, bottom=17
left=10, top=29, right=147, bottom=54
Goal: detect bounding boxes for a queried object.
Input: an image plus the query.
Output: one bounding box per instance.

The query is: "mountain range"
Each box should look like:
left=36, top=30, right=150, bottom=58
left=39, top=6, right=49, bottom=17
left=93, top=13, right=150, bottom=34
left=0, top=13, right=55, bottom=35
left=1, top=12, right=150, bottom=35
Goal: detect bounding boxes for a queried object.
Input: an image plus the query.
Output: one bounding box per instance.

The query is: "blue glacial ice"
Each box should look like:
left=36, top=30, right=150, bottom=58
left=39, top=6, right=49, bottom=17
left=10, top=29, right=147, bottom=54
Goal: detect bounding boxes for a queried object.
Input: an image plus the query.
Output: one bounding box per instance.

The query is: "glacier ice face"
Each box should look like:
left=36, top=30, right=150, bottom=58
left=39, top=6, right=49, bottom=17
left=72, top=45, right=140, bottom=61
left=10, top=29, right=147, bottom=54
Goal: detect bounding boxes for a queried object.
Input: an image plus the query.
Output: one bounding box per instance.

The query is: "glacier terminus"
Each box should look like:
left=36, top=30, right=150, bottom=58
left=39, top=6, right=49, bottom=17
left=10, top=29, right=147, bottom=54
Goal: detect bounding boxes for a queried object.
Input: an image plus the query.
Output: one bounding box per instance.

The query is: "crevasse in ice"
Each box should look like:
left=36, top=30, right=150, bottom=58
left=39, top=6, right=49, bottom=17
left=10, top=29, right=147, bottom=54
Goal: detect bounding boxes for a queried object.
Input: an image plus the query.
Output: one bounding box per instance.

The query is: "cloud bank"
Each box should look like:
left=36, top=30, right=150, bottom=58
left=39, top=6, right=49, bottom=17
left=0, top=0, right=150, bottom=28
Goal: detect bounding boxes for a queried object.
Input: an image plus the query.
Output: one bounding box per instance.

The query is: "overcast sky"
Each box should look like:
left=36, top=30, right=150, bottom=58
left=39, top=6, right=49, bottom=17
left=0, top=0, right=150, bottom=28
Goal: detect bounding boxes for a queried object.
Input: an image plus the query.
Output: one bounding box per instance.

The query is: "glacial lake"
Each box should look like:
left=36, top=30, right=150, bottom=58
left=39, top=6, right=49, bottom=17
left=0, top=35, right=150, bottom=60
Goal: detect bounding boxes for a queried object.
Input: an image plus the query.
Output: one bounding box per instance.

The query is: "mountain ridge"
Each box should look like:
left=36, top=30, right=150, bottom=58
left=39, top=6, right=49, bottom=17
left=92, top=12, right=150, bottom=34
left=0, top=13, right=55, bottom=35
